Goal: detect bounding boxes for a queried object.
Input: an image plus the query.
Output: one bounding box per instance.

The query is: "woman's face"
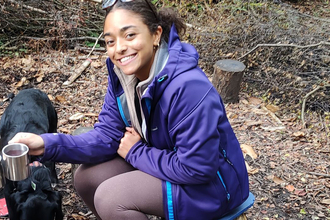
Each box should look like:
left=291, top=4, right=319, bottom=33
left=104, top=8, right=162, bottom=81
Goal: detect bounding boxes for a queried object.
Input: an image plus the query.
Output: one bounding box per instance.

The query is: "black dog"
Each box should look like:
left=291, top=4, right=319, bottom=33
left=0, top=88, right=58, bottom=183
left=6, top=164, right=63, bottom=220
left=0, top=88, right=61, bottom=220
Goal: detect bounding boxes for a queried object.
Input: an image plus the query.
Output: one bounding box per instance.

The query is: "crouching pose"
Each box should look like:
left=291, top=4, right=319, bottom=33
left=9, top=0, right=249, bottom=219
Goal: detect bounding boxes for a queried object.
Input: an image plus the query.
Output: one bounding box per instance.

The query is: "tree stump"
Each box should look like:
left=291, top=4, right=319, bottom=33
left=71, top=126, right=93, bottom=183
left=212, top=59, right=246, bottom=103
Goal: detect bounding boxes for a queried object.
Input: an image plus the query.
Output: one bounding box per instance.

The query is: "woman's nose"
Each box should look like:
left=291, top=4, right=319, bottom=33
left=116, top=39, right=127, bottom=54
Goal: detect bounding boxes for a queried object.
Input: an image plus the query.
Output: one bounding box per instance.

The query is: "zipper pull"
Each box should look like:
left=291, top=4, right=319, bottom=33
left=222, top=149, right=233, bottom=166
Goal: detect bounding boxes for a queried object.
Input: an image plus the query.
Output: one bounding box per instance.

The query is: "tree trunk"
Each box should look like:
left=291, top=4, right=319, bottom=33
left=212, top=59, right=246, bottom=103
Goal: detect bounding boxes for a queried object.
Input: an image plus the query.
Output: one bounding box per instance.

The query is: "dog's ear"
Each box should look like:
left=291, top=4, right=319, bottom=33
left=11, top=190, right=29, bottom=205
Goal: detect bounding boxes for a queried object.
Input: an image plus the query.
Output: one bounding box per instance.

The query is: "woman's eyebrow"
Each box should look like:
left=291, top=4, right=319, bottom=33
left=104, top=25, right=137, bottom=37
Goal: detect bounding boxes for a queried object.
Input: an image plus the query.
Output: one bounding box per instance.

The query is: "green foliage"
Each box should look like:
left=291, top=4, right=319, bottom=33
left=84, top=41, right=100, bottom=48
left=220, top=0, right=266, bottom=15
left=87, top=31, right=100, bottom=38
left=152, top=0, right=206, bottom=16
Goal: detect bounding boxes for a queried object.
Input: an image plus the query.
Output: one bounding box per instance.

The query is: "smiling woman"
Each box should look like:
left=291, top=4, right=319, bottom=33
left=8, top=0, right=250, bottom=220
left=103, top=9, right=162, bottom=80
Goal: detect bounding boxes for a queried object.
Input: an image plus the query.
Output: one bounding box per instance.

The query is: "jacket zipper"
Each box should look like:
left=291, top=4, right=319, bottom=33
left=222, top=149, right=233, bottom=166
left=166, top=181, right=175, bottom=220
left=217, top=171, right=230, bottom=201
left=218, top=148, right=234, bottom=201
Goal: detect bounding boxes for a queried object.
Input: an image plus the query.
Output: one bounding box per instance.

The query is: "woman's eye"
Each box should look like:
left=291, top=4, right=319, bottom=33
left=126, top=33, right=136, bottom=39
left=106, top=40, right=114, bottom=47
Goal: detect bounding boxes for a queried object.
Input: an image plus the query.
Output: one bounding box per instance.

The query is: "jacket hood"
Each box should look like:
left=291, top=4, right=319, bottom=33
left=142, top=25, right=200, bottom=102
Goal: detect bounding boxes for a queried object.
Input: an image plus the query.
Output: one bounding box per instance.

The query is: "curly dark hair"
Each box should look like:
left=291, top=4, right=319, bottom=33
left=105, top=0, right=186, bottom=43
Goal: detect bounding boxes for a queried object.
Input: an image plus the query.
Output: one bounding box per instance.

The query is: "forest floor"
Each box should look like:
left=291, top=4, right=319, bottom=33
left=1, top=0, right=330, bottom=219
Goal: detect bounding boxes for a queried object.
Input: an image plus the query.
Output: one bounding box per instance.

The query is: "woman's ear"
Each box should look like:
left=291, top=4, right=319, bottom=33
left=153, top=25, right=163, bottom=47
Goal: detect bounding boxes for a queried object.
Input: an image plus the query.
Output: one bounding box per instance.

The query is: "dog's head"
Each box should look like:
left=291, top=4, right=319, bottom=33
left=11, top=166, right=63, bottom=220
left=15, top=192, right=63, bottom=220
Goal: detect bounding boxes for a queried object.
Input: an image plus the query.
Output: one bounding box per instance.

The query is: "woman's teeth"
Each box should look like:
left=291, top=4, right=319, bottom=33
left=120, top=55, right=135, bottom=63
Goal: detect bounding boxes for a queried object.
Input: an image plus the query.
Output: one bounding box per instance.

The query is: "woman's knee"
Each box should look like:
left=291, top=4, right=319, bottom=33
left=74, top=164, right=93, bottom=194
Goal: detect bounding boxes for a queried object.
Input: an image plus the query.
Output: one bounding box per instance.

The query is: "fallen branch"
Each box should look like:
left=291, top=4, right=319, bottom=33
left=85, top=0, right=102, bottom=3
left=238, top=41, right=330, bottom=60
left=23, top=36, right=105, bottom=42
left=62, top=32, right=103, bottom=86
left=0, top=38, right=19, bottom=50
left=8, top=0, right=47, bottom=14
left=308, top=172, right=330, bottom=178
left=301, top=84, right=330, bottom=127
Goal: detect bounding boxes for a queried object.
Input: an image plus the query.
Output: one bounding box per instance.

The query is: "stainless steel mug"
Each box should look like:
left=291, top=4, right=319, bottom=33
left=2, top=143, right=30, bottom=181
left=0, top=156, right=5, bottom=189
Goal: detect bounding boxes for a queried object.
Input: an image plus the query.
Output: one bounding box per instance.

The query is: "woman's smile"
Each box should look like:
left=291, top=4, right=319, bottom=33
left=118, top=54, right=137, bottom=65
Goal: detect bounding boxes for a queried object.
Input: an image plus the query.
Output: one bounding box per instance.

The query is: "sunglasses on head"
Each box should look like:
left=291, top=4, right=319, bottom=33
left=102, top=0, right=155, bottom=12
left=102, top=0, right=132, bottom=10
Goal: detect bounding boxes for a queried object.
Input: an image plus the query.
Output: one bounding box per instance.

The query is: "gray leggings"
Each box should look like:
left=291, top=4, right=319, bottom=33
left=74, top=157, right=165, bottom=220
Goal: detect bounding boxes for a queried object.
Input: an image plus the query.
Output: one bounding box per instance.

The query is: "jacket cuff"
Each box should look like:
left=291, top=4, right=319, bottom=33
left=39, top=133, right=59, bottom=162
left=125, top=140, right=144, bottom=164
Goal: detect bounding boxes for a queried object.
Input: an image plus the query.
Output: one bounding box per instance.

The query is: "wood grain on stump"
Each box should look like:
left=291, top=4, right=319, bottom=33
left=212, top=59, right=246, bottom=103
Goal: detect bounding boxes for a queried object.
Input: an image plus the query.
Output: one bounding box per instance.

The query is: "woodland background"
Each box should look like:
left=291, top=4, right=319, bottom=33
left=0, top=0, right=330, bottom=219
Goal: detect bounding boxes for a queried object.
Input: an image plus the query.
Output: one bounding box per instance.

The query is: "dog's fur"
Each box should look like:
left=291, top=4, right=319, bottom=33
left=5, top=165, right=63, bottom=220
left=0, top=88, right=62, bottom=220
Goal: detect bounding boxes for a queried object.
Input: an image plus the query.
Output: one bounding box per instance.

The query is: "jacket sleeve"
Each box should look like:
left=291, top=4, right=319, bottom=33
left=126, top=84, right=229, bottom=185
left=40, top=76, right=126, bottom=164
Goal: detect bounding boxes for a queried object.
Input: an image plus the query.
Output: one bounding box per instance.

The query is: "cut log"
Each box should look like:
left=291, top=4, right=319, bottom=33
left=212, top=59, right=246, bottom=103
left=71, top=126, right=94, bottom=183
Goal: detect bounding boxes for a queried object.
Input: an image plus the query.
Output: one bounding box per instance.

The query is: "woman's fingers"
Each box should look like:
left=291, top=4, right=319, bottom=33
left=8, top=132, right=31, bottom=144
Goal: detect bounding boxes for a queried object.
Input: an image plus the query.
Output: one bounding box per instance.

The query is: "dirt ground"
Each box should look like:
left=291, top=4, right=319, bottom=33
left=0, top=0, right=330, bottom=219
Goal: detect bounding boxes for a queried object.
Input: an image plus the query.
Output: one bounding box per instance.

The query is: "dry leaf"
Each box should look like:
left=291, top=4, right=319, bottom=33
left=69, top=113, right=85, bottom=121
left=269, top=162, right=277, bottom=169
left=15, top=77, right=29, bottom=88
left=84, top=113, right=99, bottom=117
left=20, top=57, right=32, bottom=66
left=58, top=127, right=71, bottom=133
left=245, top=161, right=259, bottom=174
left=260, top=126, right=285, bottom=131
left=71, top=213, right=88, bottom=220
left=91, top=60, right=103, bottom=68
left=55, top=95, right=67, bottom=103
left=286, top=184, right=295, bottom=192
left=320, top=199, right=330, bottom=205
left=241, top=144, right=258, bottom=159
left=266, top=104, right=280, bottom=113
left=240, top=99, right=249, bottom=105
left=294, top=189, right=307, bottom=197
left=245, top=121, right=262, bottom=127
left=293, top=131, right=305, bottom=137
left=273, top=175, right=285, bottom=185
left=47, top=94, right=55, bottom=101
left=248, top=97, right=262, bottom=105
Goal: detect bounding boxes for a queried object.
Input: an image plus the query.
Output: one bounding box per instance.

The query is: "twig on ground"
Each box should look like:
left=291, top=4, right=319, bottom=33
left=63, top=33, right=103, bottom=86
left=301, top=84, right=330, bottom=127
left=85, top=0, right=102, bottom=3
left=308, top=172, right=330, bottom=178
left=23, top=36, right=105, bottom=42
left=0, top=38, right=19, bottom=50
left=7, top=0, right=47, bottom=14
left=238, top=41, right=330, bottom=60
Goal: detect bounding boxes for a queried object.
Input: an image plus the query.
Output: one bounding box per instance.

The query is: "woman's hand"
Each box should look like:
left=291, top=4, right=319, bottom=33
left=8, top=132, right=45, bottom=156
left=118, top=127, right=141, bottom=159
